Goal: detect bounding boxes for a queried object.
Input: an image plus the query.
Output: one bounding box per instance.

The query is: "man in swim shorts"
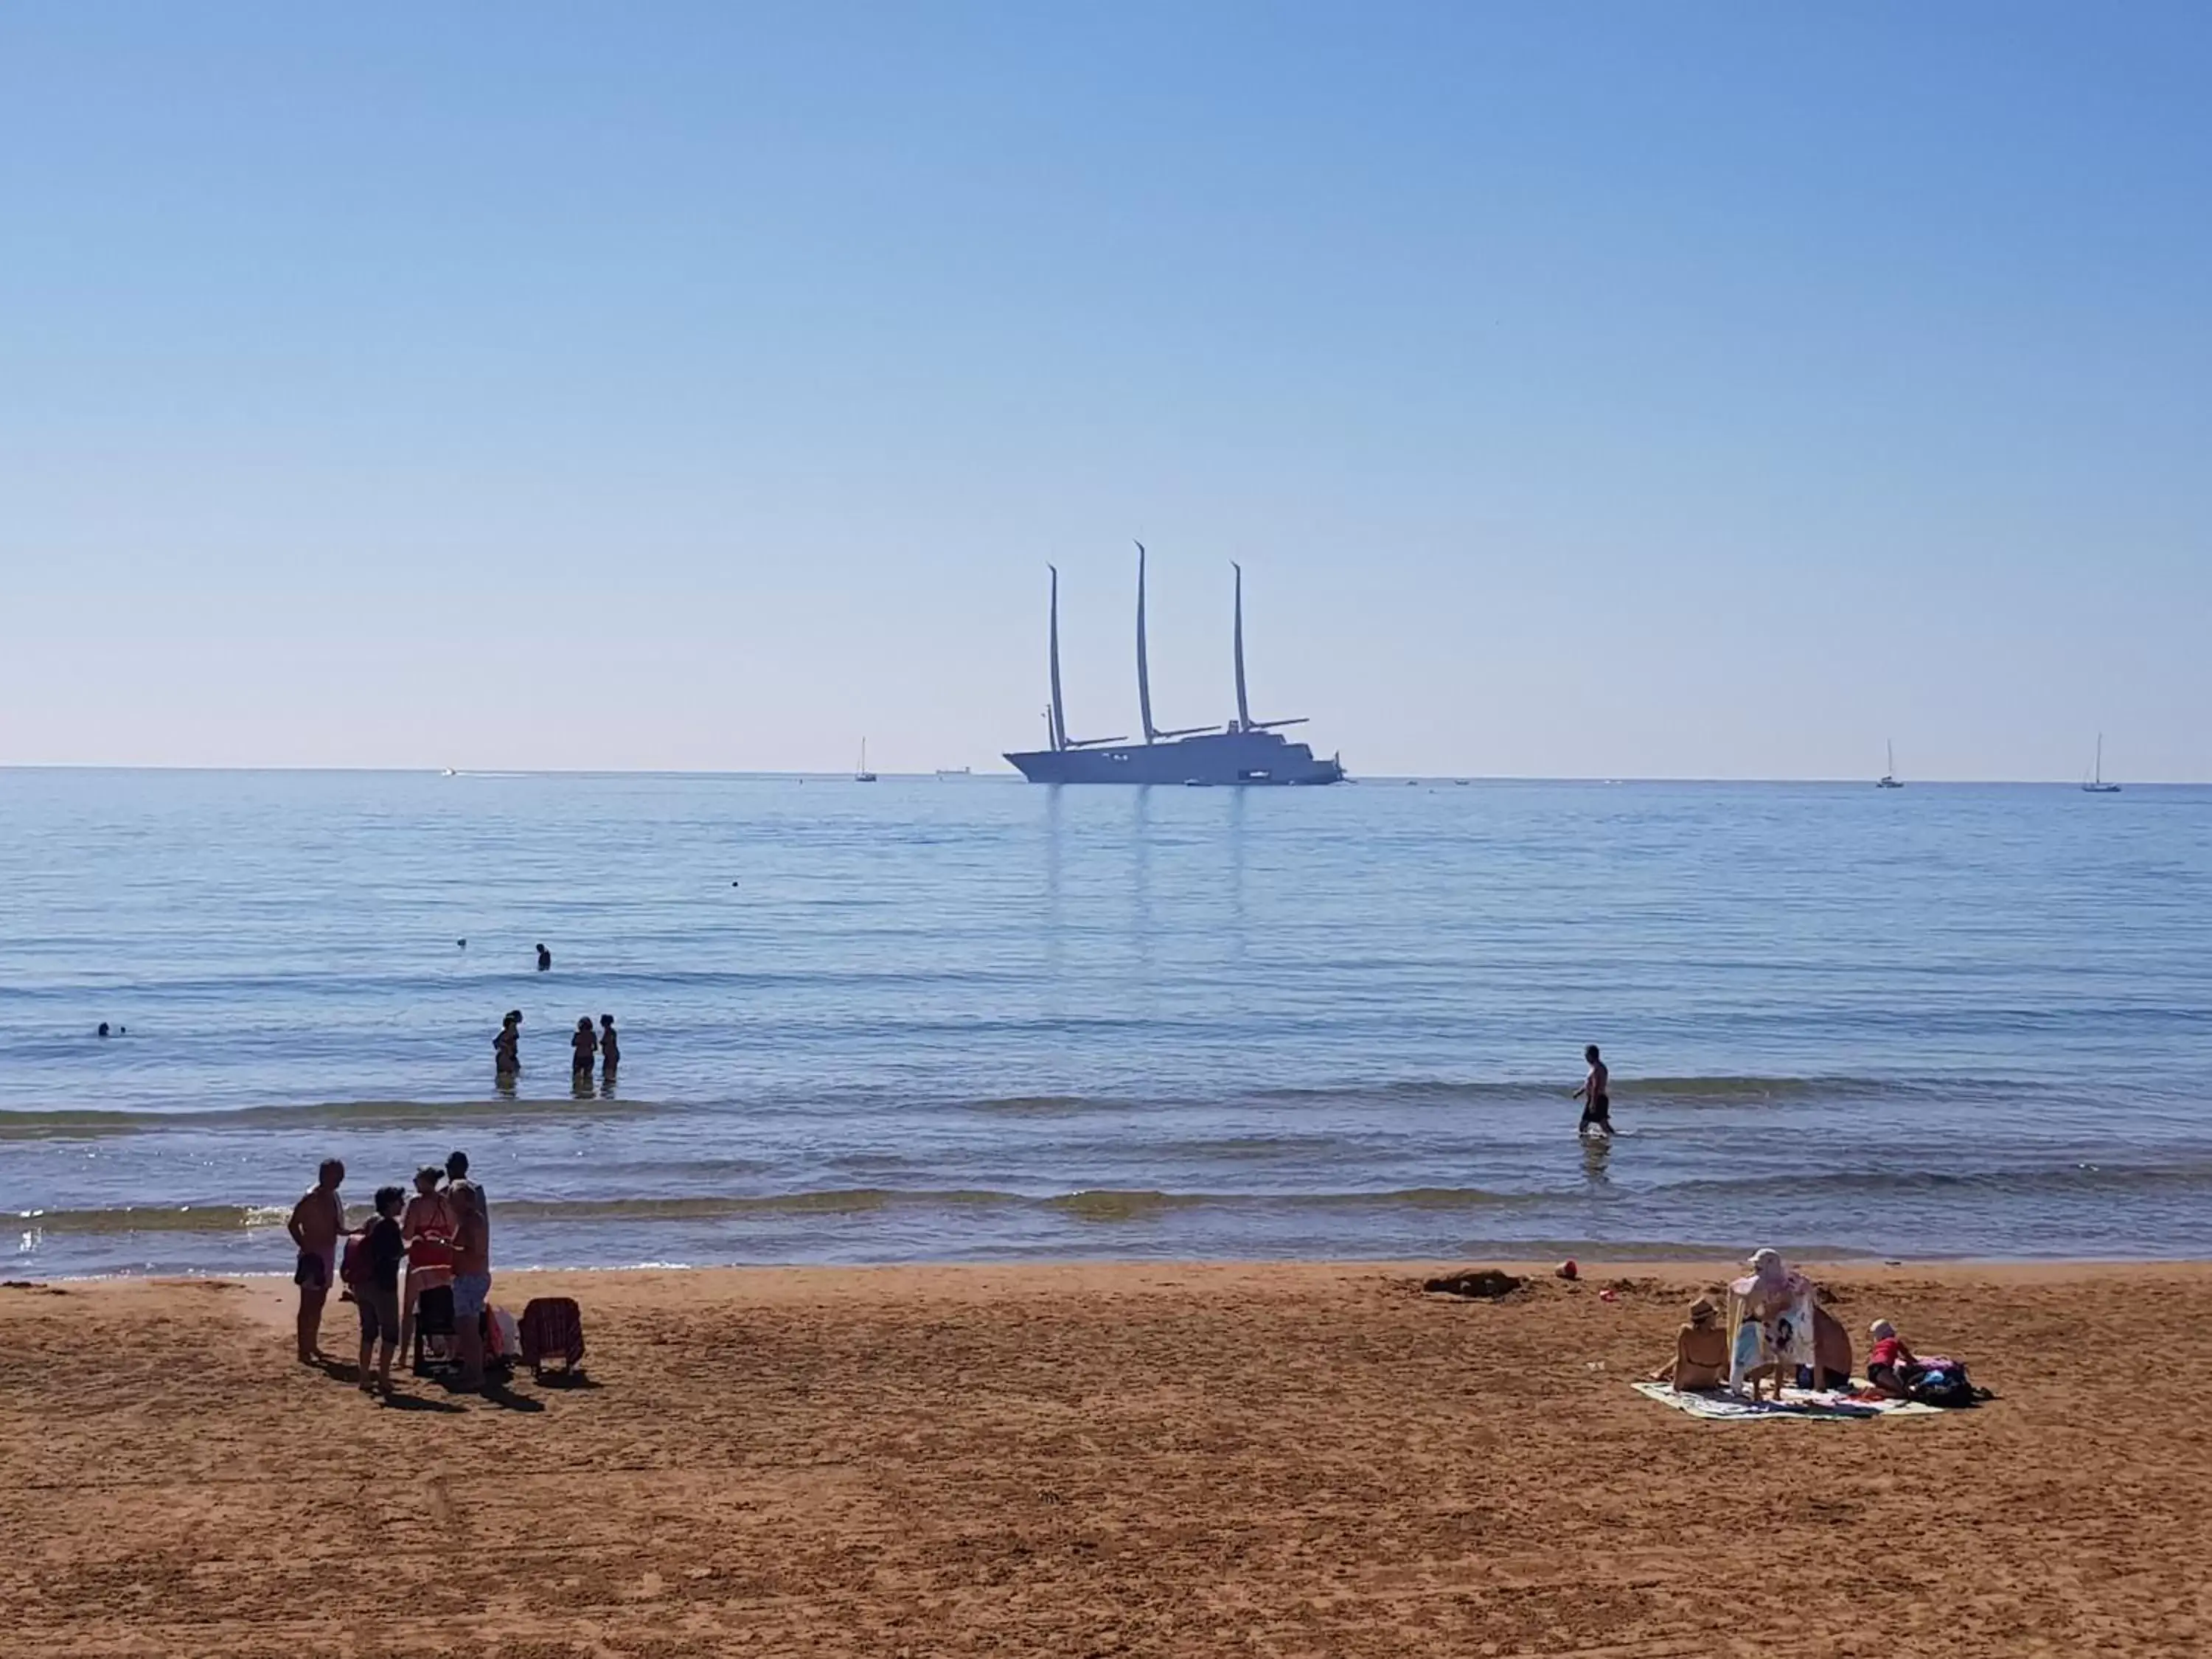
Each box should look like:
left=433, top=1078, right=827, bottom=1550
left=287, top=1158, right=347, bottom=1363
left=1572, top=1044, right=1612, bottom=1136
left=445, top=1150, right=493, bottom=1391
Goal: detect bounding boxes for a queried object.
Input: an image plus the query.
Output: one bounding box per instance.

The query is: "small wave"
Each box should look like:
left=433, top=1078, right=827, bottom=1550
left=1660, top=1159, right=2212, bottom=1203
left=0, top=1096, right=673, bottom=1141
left=7, top=1190, right=1026, bottom=1234
left=954, top=1074, right=1988, bottom=1121
left=970, top=1093, right=1114, bottom=1117
left=24, top=1161, right=2202, bottom=1239
left=1246, top=1074, right=2019, bottom=1110
left=1045, top=1189, right=1208, bottom=1222
left=491, top=1189, right=1023, bottom=1222
left=12, top=1204, right=295, bottom=1234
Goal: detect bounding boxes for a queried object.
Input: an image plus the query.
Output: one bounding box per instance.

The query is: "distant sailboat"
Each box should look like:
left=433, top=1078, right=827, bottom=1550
left=2082, top=734, right=2121, bottom=793
left=1877, top=740, right=1903, bottom=789
left=855, top=740, right=877, bottom=783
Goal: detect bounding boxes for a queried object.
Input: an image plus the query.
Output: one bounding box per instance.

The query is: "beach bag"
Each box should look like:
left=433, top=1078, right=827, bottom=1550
left=1905, top=1357, right=1981, bottom=1408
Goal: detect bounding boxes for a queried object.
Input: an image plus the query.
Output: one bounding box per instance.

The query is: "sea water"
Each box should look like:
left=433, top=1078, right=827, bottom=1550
left=4, top=768, right=2208, bottom=1275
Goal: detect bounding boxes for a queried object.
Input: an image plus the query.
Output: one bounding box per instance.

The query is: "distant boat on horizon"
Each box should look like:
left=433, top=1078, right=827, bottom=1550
left=934, top=767, right=972, bottom=778
left=855, top=740, right=877, bottom=784
left=2083, top=734, right=2121, bottom=793
left=1877, top=740, right=1903, bottom=789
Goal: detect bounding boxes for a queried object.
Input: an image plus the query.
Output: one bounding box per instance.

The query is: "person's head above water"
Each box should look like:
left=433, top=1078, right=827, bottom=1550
left=97, top=1022, right=110, bottom=1038
left=317, top=1158, right=344, bottom=1189
left=1585, top=1043, right=1601, bottom=1063
left=446, top=1150, right=469, bottom=1180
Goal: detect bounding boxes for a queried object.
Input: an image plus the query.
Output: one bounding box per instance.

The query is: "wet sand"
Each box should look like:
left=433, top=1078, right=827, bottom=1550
left=3, top=1259, right=2207, bottom=1656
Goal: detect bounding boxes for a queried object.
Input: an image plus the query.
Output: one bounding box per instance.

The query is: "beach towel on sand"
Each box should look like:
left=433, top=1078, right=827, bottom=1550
left=1632, top=1381, right=1941, bottom=1421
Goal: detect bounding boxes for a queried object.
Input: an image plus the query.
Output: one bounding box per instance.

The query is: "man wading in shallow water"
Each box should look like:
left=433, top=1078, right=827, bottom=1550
left=445, top=1150, right=492, bottom=1391
left=287, top=1158, right=347, bottom=1363
left=1571, top=1044, right=1613, bottom=1138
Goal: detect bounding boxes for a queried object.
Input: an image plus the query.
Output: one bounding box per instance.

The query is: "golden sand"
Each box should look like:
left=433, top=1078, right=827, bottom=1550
left=3, top=1259, right=2205, bottom=1655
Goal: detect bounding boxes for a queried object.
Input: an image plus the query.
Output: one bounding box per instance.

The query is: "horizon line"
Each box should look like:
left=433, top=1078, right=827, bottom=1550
left=2, top=764, right=2202, bottom=787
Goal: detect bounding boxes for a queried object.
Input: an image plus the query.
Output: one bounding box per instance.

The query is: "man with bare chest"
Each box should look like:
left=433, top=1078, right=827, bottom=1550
left=445, top=1150, right=493, bottom=1391
left=287, top=1158, right=347, bottom=1363
left=1572, top=1045, right=1613, bottom=1137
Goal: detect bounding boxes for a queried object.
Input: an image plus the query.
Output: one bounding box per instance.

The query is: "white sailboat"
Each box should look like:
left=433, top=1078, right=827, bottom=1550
left=1877, top=740, right=1903, bottom=789
left=2082, top=734, right=2121, bottom=793
left=855, top=739, right=877, bottom=783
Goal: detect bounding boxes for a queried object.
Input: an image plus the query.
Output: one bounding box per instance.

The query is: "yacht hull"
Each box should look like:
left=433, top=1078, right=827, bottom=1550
left=1006, top=728, right=1343, bottom=785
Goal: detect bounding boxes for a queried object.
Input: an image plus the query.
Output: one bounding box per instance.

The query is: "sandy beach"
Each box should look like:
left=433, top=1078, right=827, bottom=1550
left=3, top=1259, right=2207, bottom=1656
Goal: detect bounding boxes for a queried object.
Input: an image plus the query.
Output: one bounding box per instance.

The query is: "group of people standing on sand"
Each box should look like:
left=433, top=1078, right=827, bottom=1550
left=286, top=1151, right=495, bottom=1398
left=494, top=1009, right=619, bottom=1089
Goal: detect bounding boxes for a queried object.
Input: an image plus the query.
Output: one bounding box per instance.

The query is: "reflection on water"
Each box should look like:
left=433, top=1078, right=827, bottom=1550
left=1579, top=1132, right=1614, bottom=1189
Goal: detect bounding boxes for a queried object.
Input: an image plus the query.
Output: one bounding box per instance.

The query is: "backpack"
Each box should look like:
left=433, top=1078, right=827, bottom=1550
left=338, top=1231, right=372, bottom=1290
left=1905, top=1357, right=1983, bottom=1408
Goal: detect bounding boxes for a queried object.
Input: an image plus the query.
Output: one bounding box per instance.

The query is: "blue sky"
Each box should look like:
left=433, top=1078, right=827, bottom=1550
left=2, top=4, right=2206, bottom=778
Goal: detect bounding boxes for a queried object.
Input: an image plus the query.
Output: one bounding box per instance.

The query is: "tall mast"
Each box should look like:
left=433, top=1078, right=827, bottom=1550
left=1048, top=565, right=1068, bottom=753
left=1135, top=542, right=1158, bottom=743
left=1231, top=561, right=1251, bottom=731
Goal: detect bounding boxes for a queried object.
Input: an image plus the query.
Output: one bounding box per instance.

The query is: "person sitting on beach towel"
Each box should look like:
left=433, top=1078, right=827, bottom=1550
left=1865, top=1319, right=1922, bottom=1397
left=400, top=1166, right=458, bottom=1359
left=1809, top=1302, right=1854, bottom=1392
left=1652, top=1296, right=1728, bottom=1391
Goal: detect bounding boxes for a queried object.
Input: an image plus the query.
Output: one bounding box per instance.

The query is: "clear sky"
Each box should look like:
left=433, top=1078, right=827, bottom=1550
left=2, top=4, right=2206, bottom=779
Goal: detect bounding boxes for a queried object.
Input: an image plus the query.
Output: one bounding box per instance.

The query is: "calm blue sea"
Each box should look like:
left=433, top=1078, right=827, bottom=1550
left=4, top=768, right=2209, bottom=1275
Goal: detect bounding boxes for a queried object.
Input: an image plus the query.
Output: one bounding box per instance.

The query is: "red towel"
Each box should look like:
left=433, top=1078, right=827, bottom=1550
left=518, top=1297, right=585, bottom=1368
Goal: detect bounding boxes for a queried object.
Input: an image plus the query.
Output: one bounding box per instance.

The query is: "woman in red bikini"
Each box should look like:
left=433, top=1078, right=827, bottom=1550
left=398, top=1165, right=459, bottom=1360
